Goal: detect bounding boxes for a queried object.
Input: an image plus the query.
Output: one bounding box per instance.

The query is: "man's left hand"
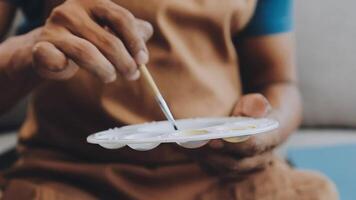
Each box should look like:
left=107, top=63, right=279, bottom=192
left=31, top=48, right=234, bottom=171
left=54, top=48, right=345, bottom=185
left=188, top=94, right=280, bottom=175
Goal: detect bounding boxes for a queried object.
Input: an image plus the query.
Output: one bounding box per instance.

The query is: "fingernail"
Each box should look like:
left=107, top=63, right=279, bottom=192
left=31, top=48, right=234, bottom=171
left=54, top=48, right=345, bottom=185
left=135, top=50, right=149, bottom=65
left=266, top=103, right=272, bottom=114
left=104, top=73, right=117, bottom=83
left=126, top=70, right=141, bottom=81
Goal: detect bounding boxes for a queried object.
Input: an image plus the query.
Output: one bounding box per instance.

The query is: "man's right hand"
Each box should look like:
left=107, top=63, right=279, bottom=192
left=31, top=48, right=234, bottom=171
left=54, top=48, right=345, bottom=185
left=32, top=0, right=153, bottom=83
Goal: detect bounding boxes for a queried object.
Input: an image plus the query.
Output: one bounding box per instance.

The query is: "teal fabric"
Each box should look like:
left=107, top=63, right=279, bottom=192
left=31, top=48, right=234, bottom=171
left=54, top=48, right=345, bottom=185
left=243, top=0, right=293, bottom=36
left=288, top=144, right=356, bottom=200
left=5, top=0, right=293, bottom=36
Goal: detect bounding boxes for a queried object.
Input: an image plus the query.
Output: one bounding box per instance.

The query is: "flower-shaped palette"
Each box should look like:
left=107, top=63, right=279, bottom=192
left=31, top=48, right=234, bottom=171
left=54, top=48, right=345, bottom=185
left=87, top=117, right=279, bottom=151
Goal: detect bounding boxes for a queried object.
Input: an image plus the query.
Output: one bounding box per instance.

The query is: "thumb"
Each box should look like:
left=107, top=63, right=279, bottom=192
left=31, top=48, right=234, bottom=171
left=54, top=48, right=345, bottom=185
left=32, top=41, right=80, bottom=81
left=232, top=93, right=271, bottom=118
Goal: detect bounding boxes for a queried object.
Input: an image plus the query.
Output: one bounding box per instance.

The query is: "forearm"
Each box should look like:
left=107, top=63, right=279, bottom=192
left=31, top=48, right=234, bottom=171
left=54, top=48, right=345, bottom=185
left=259, top=82, right=302, bottom=148
left=237, top=33, right=300, bottom=148
left=0, top=29, right=42, bottom=115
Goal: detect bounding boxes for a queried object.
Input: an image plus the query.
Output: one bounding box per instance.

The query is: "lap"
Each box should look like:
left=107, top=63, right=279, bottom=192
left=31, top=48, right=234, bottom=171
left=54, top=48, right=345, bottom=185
left=224, top=157, right=338, bottom=200
left=0, top=153, right=338, bottom=200
left=1, top=179, right=96, bottom=200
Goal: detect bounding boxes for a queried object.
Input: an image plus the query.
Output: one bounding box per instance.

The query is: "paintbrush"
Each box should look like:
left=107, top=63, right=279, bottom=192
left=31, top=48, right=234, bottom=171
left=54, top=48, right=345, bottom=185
left=139, top=64, right=179, bottom=131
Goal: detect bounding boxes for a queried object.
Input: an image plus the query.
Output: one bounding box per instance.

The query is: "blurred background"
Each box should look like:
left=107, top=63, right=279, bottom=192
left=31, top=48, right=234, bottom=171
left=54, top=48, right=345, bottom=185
left=1, top=1, right=356, bottom=199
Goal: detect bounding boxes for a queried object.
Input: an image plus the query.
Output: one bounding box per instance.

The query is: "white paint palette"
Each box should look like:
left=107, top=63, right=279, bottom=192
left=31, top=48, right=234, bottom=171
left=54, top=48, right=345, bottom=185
left=87, top=117, right=279, bottom=151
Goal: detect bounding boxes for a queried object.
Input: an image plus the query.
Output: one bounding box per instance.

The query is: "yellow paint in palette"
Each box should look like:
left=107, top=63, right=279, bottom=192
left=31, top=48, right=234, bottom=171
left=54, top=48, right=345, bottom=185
left=181, top=124, right=257, bottom=141
left=183, top=130, right=209, bottom=136
left=223, top=124, right=256, bottom=143
left=223, top=136, right=250, bottom=143
left=229, top=124, right=257, bottom=131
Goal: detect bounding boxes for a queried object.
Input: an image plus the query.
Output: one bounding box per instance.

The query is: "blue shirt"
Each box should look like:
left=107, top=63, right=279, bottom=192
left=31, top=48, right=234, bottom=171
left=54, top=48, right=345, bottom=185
left=5, top=0, right=293, bottom=36
left=243, top=0, right=293, bottom=36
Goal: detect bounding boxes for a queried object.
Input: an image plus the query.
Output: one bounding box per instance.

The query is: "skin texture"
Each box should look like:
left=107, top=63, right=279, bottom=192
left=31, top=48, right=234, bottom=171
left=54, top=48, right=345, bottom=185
left=0, top=0, right=153, bottom=114
left=0, top=2, right=41, bottom=115
left=0, top=0, right=301, bottom=173
left=33, top=0, right=154, bottom=82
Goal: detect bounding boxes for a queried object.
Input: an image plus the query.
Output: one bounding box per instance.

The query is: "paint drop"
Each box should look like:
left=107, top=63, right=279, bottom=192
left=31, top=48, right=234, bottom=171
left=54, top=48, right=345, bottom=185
left=229, top=125, right=257, bottom=131
left=223, top=136, right=250, bottom=143
left=182, top=130, right=209, bottom=136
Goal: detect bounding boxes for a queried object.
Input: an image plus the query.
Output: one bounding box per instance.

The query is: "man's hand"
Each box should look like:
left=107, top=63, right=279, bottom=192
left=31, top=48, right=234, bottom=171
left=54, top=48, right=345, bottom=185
left=209, top=93, right=274, bottom=156
left=32, top=0, right=153, bottom=83
left=188, top=94, right=278, bottom=175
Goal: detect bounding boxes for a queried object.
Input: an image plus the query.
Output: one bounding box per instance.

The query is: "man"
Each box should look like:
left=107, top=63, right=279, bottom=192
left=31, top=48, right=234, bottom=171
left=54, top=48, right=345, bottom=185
left=0, top=0, right=338, bottom=199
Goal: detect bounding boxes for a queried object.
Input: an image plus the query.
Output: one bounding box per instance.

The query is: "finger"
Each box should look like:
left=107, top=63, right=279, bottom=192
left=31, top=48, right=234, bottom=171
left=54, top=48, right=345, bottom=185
left=32, top=41, right=79, bottom=80
left=63, top=13, right=139, bottom=80
left=226, top=151, right=273, bottom=174
left=206, top=154, right=239, bottom=172
left=198, top=152, right=240, bottom=173
left=44, top=28, right=117, bottom=83
left=209, top=135, right=251, bottom=149
left=229, top=152, right=273, bottom=173
left=92, top=1, right=149, bottom=65
left=199, top=151, right=273, bottom=174
left=136, top=19, right=154, bottom=42
left=222, top=134, right=273, bottom=157
left=103, top=20, right=153, bottom=43
left=33, top=41, right=67, bottom=72
left=232, top=93, right=271, bottom=117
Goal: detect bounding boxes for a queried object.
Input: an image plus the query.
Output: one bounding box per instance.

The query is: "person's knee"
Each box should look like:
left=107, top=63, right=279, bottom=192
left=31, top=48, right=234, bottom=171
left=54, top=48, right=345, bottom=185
left=294, top=171, right=339, bottom=200
left=1, top=179, right=97, bottom=200
left=1, top=179, right=37, bottom=200
left=232, top=158, right=339, bottom=200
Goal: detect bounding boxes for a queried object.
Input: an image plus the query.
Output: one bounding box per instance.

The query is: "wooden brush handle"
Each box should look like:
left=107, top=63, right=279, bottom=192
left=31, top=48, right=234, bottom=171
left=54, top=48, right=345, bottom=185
left=139, top=64, right=178, bottom=130
left=139, top=64, right=161, bottom=97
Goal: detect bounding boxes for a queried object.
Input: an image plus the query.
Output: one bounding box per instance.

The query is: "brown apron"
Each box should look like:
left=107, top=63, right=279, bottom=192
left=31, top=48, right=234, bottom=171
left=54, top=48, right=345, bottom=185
left=0, top=0, right=338, bottom=199
left=18, top=0, right=257, bottom=165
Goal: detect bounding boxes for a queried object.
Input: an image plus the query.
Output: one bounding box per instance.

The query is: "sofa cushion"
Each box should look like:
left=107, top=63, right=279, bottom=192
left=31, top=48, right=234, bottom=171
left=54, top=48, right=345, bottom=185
left=0, top=131, right=17, bottom=155
left=296, top=0, right=356, bottom=127
left=277, top=128, right=356, bottom=157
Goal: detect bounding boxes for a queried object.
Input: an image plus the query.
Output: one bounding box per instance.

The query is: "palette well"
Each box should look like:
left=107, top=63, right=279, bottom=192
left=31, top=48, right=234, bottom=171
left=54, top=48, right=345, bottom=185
left=87, top=117, right=279, bottom=151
